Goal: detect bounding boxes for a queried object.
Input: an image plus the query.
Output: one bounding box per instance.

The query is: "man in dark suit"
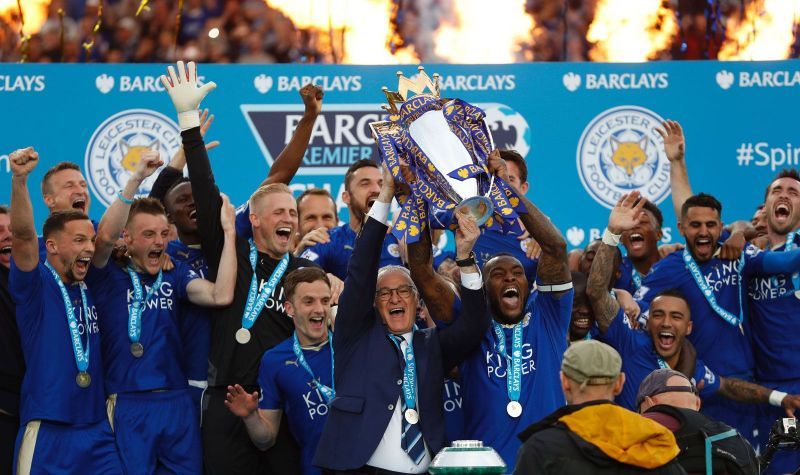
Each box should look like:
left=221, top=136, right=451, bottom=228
left=313, top=166, right=490, bottom=474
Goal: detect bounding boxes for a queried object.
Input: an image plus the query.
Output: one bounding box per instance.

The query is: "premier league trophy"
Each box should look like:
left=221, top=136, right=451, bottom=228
left=370, top=66, right=525, bottom=243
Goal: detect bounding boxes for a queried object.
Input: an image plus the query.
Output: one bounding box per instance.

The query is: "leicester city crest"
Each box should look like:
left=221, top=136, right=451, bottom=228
left=576, top=105, right=671, bottom=210
left=85, top=109, right=181, bottom=207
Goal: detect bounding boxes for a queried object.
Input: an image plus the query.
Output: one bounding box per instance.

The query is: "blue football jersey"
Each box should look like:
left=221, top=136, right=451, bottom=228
left=10, top=262, right=106, bottom=425
left=87, top=262, right=198, bottom=394
left=300, top=223, right=403, bottom=280
left=458, top=289, right=572, bottom=471
left=259, top=337, right=332, bottom=475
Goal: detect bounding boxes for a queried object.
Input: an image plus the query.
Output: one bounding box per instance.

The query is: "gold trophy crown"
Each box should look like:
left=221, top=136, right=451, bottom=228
left=380, top=66, right=441, bottom=119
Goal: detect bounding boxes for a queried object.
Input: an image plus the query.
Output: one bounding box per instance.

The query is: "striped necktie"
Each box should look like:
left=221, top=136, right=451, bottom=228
left=390, top=334, right=426, bottom=465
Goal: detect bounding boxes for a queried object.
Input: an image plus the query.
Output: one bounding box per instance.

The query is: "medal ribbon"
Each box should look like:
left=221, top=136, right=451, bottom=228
left=292, top=331, right=336, bottom=404
left=45, top=261, right=91, bottom=373
left=632, top=268, right=643, bottom=291
left=682, top=248, right=744, bottom=327
left=241, top=239, right=289, bottom=331
left=127, top=267, right=163, bottom=345
left=492, top=321, right=523, bottom=406
left=390, top=334, right=418, bottom=412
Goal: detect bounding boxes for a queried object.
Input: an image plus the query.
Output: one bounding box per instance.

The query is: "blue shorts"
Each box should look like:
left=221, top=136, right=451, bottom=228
left=110, top=389, right=201, bottom=475
left=14, top=418, right=122, bottom=474
left=755, top=378, right=800, bottom=475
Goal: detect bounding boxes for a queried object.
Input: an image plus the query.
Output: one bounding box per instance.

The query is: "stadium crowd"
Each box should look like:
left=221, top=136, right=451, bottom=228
left=0, top=0, right=745, bottom=64
left=2, top=60, right=800, bottom=475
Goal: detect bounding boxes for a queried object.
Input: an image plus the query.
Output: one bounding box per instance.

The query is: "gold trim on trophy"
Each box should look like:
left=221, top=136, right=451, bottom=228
left=380, top=66, right=441, bottom=117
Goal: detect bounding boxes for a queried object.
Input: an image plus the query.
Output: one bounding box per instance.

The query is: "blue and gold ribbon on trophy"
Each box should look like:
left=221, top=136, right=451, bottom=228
left=370, top=66, right=525, bottom=243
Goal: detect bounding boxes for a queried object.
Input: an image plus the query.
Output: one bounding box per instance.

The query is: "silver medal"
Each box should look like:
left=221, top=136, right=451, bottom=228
left=506, top=401, right=522, bottom=418
left=404, top=408, right=419, bottom=425
left=235, top=328, right=251, bottom=344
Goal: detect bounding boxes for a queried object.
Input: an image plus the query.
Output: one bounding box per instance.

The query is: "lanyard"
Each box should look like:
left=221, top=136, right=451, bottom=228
left=492, top=321, right=523, bottom=404
left=292, top=332, right=335, bottom=404
left=772, top=231, right=799, bottom=292
left=631, top=268, right=642, bottom=291
left=390, top=334, right=418, bottom=412
left=682, top=248, right=744, bottom=328
left=242, top=239, right=289, bottom=332
left=45, top=261, right=90, bottom=373
left=656, top=356, right=669, bottom=369
left=127, top=267, right=163, bottom=346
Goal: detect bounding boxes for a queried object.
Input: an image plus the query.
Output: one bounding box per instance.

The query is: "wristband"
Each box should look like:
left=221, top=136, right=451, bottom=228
left=117, top=190, right=134, bottom=205
left=602, top=228, right=621, bottom=247
left=769, top=390, right=788, bottom=407
left=177, top=110, right=201, bottom=131
left=455, top=251, right=476, bottom=268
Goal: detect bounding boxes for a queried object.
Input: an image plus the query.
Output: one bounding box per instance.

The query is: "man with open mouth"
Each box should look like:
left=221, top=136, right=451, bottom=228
left=405, top=151, right=572, bottom=472
left=633, top=189, right=800, bottom=448
left=161, top=60, right=322, bottom=474
left=8, top=146, right=123, bottom=473
left=312, top=165, right=489, bottom=474
left=85, top=173, right=238, bottom=474
left=588, top=193, right=800, bottom=419
left=746, top=169, right=800, bottom=474
left=226, top=266, right=334, bottom=475
left=300, top=159, right=403, bottom=280
left=36, top=161, right=94, bottom=259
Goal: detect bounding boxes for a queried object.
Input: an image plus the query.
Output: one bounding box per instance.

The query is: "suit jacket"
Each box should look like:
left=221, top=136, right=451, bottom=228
left=313, top=217, right=490, bottom=470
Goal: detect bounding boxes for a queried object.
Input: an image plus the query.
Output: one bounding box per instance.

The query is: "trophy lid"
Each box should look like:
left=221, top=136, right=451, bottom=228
left=428, top=440, right=507, bottom=475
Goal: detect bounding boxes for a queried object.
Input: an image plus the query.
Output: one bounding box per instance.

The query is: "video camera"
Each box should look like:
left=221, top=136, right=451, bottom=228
left=759, top=418, right=800, bottom=474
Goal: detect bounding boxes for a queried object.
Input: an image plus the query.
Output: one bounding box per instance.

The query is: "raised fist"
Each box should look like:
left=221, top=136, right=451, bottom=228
left=9, top=147, right=39, bottom=177
left=300, top=83, right=324, bottom=116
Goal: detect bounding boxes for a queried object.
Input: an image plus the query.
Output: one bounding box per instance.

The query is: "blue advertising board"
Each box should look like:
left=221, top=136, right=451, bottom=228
left=1, top=61, right=798, bottom=250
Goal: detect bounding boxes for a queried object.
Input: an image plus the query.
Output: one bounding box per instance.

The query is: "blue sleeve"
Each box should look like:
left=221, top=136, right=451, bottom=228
left=235, top=203, right=253, bottom=240
left=299, top=242, right=329, bottom=269
left=695, top=359, right=721, bottom=397
left=745, top=246, right=800, bottom=276
left=9, top=261, right=42, bottom=306
left=84, top=262, right=112, bottom=293
left=533, top=288, right=572, bottom=348
left=634, top=259, right=678, bottom=306
left=598, top=308, right=641, bottom=358
left=177, top=262, right=201, bottom=300
left=258, top=353, right=283, bottom=410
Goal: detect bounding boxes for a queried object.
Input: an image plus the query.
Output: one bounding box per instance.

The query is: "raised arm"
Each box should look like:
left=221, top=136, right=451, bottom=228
left=655, top=120, right=691, bottom=220
left=333, top=165, right=395, bottom=350
left=160, top=61, right=225, bottom=275
left=186, top=193, right=237, bottom=306
left=438, top=212, right=490, bottom=370
left=407, top=221, right=458, bottom=323
left=93, top=151, right=163, bottom=267
left=588, top=192, right=647, bottom=332
left=9, top=147, right=40, bottom=271
left=261, top=84, right=323, bottom=186
left=225, top=384, right=281, bottom=450
left=149, top=109, right=218, bottom=202
left=488, top=150, right=569, bottom=289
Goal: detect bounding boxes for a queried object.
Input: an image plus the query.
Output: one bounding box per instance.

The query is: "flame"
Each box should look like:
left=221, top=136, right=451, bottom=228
left=719, top=0, right=800, bottom=60
left=0, top=0, right=51, bottom=35
left=266, top=0, right=417, bottom=64
left=587, top=0, right=678, bottom=62
left=432, top=0, right=534, bottom=63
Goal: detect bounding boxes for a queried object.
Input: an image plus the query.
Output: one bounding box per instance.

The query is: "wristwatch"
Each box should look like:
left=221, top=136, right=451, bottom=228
left=455, top=251, right=476, bottom=268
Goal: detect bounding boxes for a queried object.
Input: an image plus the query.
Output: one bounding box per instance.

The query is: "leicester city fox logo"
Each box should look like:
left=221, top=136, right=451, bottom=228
left=85, top=109, right=181, bottom=207
left=577, top=106, right=670, bottom=209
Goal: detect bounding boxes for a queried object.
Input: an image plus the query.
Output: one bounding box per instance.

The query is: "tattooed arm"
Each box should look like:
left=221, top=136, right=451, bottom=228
left=487, top=150, right=569, bottom=293
left=407, top=221, right=458, bottom=323
left=718, top=378, right=800, bottom=417
left=588, top=192, right=647, bottom=332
